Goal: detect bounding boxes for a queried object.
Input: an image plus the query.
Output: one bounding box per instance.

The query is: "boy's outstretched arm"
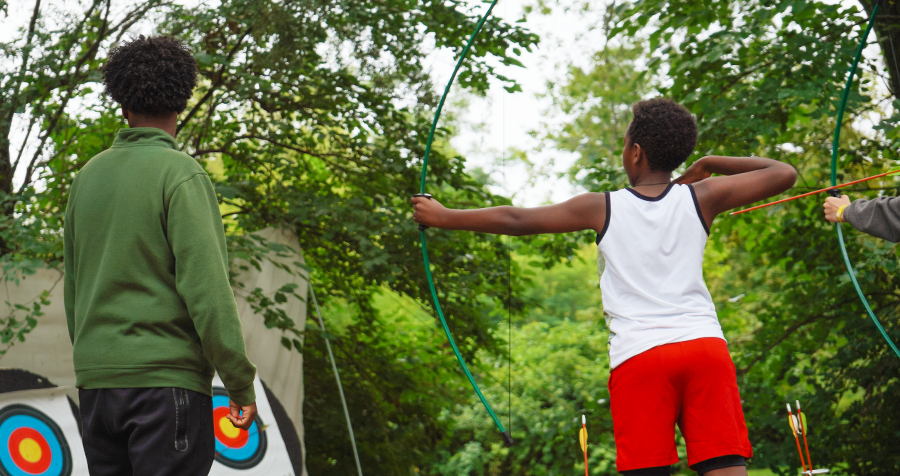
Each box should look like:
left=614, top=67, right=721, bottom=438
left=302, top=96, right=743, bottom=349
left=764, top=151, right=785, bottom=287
left=411, top=192, right=607, bottom=236
left=675, top=156, right=797, bottom=226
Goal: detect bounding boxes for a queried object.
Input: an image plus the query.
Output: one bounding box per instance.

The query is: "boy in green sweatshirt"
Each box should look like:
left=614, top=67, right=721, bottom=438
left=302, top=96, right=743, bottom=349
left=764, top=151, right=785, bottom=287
left=64, top=35, right=257, bottom=475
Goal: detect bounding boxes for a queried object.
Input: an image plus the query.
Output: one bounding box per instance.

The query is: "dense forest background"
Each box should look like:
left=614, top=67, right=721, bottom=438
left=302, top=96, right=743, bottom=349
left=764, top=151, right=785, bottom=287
left=1, top=0, right=899, bottom=474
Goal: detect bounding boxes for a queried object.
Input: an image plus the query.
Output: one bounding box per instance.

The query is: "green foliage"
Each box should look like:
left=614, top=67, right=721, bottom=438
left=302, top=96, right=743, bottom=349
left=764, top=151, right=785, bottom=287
left=303, top=288, right=483, bottom=474
left=1, top=289, right=50, bottom=356
left=432, top=246, right=614, bottom=475
left=539, top=44, right=649, bottom=191
left=0, top=190, right=64, bottom=354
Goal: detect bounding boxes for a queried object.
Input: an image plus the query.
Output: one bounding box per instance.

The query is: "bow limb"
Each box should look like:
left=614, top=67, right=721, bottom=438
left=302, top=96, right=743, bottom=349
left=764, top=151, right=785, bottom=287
left=830, top=3, right=900, bottom=360
left=418, top=0, right=515, bottom=446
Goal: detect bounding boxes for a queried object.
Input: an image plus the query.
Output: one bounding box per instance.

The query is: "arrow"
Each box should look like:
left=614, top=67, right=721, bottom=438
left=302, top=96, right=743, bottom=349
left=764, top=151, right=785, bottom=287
left=795, top=401, right=831, bottom=476
left=730, top=168, right=900, bottom=216
left=796, top=401, right=813, bottom=474
left=579, top=415, right=588, bottom=476
left=787, top=403, right=808, bottom=474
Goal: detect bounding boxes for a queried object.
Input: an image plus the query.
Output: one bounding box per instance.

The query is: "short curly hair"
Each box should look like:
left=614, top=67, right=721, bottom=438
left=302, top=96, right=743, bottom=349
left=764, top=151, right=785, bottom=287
left=625, top=98, right=697, bottom=172
left=102, top=35, right=198, bottom=116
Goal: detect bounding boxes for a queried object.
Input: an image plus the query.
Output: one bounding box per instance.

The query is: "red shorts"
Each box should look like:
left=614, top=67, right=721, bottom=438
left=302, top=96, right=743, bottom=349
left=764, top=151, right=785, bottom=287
left=608, top=337, right=752, bottom=471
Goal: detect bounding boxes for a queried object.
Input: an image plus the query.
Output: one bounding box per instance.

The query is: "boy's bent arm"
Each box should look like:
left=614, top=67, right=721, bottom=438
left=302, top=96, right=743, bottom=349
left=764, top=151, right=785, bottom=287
left=678, top=156, right=797, bottom=225
left=412, top=192, right=607, bottom=236
left=168, top=173, right=257, bottom=406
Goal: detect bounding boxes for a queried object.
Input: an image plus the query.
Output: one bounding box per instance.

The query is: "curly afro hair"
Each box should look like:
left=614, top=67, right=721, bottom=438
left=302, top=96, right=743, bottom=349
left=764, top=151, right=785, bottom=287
left=625, top=98, right=697, bottom=172
left=102, top=35, right=198, bottom=117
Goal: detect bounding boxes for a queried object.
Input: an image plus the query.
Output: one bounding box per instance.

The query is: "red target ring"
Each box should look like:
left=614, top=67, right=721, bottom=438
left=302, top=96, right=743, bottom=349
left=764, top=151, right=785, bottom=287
left=7, top=427, right=51, bottom=474
left=212, top=407, right=249, bottom=449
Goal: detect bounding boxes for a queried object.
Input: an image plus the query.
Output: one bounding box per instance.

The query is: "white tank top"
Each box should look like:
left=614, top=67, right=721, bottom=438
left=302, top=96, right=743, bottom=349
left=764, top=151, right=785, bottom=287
left=597, top=183, right=725, bottom=368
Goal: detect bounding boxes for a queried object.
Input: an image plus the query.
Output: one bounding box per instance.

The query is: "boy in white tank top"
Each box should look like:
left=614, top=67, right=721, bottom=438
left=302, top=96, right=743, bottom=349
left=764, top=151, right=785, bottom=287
left=411, top=98, right=797, bottom=475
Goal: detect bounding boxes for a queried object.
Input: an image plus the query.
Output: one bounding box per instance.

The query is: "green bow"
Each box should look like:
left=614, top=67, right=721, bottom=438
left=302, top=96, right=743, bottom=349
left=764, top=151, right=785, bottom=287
left=417, top=0, right=514, bottom=446
left=830, top=2, right=900, bottom=360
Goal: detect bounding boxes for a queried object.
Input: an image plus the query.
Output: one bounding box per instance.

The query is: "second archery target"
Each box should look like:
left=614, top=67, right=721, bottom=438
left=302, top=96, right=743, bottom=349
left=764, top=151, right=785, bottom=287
left=209, top=376, right=295, bottom=476
left=212, top=387, right=267, bottom=470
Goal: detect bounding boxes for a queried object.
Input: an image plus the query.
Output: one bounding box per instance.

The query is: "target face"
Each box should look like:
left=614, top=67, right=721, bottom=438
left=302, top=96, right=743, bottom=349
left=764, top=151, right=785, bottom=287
left=0, top=405, right=72, bottom=476
left=212, top=388, right=267, bottom=470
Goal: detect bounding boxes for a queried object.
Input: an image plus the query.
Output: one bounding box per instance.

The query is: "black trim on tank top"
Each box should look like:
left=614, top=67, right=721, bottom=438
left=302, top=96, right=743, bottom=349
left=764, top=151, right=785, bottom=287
left=595, top=191, right=612, bottom=244
left=687, top=184, right=710, bottom=235
left=625, top=182, right=675, bottom=202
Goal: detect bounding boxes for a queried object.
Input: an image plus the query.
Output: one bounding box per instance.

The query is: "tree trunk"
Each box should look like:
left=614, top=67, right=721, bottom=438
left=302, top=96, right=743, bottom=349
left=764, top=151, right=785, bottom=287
left=860, top=1, right=900, bottom=99
left=0, top=133, right=11, bottom=197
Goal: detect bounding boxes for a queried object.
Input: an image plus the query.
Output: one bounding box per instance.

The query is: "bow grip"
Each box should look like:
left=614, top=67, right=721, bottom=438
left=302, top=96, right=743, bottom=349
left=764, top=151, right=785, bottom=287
left=413, top=193, right=433, bottom=231
left=828, top=189, right=841, bottom=198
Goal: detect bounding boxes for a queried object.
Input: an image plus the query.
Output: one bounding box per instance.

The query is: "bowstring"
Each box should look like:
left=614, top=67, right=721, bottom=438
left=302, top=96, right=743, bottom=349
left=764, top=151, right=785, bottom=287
left=500, top=0, right=511, bottom=434
left=502, top=13, right=512, bottom=433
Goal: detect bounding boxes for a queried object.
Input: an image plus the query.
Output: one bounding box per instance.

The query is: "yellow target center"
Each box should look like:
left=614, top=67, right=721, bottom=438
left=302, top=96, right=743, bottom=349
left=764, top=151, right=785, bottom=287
left=218, top=417, right=241, bottom=439
left=18, top=438, right=42, bottom=463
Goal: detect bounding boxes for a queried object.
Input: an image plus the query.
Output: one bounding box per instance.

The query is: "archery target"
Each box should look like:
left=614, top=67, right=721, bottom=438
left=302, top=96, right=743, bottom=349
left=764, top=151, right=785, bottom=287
left=212, top=388, right=267, bottom=469
left=0, top=405, right=70, bottom=476
left=0, top=387, right=86, bottom=476
left=210, top=376, right=294, bottom=476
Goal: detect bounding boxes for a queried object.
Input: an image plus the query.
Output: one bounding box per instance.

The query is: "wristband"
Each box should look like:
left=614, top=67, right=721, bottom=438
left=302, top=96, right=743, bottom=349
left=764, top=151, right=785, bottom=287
left=836, top=204, right=849, bottom=222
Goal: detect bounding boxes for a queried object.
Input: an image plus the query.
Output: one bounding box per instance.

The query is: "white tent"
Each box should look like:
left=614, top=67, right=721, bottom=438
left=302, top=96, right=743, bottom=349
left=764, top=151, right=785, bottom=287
left=0, top=227, right=309, bottom=476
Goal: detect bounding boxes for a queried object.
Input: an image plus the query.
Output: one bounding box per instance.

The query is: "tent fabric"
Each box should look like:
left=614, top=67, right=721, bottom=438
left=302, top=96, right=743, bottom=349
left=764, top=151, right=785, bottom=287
left=0, top=227, right=308, bottom=476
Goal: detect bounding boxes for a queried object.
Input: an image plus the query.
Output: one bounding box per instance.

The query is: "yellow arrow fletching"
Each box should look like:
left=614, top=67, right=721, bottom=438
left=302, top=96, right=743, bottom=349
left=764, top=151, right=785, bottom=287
left=579, top=427, right=588, bottom=453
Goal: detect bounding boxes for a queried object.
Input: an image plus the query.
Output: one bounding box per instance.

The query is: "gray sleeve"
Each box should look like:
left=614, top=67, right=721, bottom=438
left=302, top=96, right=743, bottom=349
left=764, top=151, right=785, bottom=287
left=843, top=196, right=900, bottom=242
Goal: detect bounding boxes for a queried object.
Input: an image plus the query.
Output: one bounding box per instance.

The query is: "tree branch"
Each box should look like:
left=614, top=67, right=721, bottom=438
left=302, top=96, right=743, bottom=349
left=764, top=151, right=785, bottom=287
left=177, top=25, right=254, bottom=134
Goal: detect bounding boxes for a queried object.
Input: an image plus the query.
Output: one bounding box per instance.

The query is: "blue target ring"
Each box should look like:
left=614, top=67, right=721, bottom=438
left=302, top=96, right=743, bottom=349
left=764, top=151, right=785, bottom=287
left=212, top=388, right=266, bottom=469
left=0, top=405, right=71, bottom=476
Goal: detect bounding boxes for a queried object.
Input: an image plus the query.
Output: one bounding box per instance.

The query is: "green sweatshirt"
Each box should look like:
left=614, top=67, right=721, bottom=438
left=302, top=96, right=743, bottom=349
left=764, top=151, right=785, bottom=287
left=63, top=127, right=256, bottom=405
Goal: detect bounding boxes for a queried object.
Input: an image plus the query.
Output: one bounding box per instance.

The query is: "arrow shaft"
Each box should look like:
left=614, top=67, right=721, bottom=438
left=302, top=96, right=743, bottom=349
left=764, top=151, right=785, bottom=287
left=584, top=447, right=589, bottom=476
left=798, top=408, right=813, bottom=472
left=788, top=410, right=807, bottom=473
left=730, top=169, right=900, bottom=216
left=793, top=433, right=807, bottom=472
left=583, top=424, right=589, bottom=476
